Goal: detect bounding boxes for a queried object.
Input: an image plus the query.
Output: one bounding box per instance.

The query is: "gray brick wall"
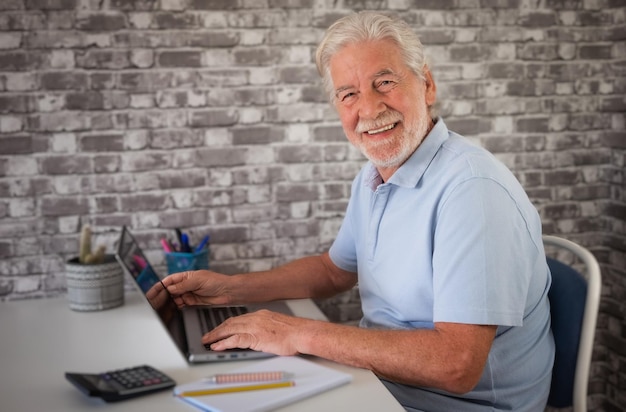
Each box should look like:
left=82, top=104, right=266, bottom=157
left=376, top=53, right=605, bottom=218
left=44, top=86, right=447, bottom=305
left=0, top=1, right=624, bottom=410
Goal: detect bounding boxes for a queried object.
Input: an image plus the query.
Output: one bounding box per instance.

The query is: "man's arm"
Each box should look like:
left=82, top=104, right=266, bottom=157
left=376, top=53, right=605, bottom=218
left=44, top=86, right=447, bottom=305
left=298, top=320, right=496, bottom=394
left=207, top=313, right=496, bottom=394
left=162, top=252, right=357, bottom=307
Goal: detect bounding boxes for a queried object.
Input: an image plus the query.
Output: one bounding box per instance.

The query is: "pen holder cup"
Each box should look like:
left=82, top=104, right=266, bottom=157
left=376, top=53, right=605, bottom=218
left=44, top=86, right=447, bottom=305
left=165, top=248, right=209, bottom=275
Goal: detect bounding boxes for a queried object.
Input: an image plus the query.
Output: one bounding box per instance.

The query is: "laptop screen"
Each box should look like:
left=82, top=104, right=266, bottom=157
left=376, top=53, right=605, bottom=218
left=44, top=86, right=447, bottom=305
left=115, top=226, right=189, bottom=357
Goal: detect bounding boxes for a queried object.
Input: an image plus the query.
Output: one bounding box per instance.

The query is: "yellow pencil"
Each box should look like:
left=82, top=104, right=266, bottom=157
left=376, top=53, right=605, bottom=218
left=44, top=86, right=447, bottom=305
left=178, top=380, right=296, bottom=397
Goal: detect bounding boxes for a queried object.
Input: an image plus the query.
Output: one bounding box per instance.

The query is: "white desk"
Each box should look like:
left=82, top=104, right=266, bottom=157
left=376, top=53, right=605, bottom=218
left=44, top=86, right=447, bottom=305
left=0, top=293, right=403, bottom=412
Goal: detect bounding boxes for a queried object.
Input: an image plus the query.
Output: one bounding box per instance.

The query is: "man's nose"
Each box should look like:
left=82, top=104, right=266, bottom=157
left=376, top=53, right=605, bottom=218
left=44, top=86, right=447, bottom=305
left=358, top=89, right=386, bottom=120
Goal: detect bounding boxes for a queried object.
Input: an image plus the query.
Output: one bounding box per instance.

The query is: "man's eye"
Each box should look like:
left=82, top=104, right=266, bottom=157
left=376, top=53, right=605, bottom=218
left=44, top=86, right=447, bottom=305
left=377, top=80, right=395, bottom=90
left=339, top=91, right=356, bottom=102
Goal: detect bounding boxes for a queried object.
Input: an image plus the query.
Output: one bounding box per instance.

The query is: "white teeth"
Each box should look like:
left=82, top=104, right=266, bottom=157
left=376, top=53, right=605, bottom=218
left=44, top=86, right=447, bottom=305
left=367, top=123, right=395, bottom=135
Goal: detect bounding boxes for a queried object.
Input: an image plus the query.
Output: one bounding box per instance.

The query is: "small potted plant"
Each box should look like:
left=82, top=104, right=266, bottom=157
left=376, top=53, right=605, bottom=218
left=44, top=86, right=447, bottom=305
left=65, top=224, right=124, bottom=311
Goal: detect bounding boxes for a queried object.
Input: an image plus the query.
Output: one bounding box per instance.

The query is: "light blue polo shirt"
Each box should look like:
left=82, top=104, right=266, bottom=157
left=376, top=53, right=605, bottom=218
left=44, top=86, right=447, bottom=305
left=329, top=119, right=554, bottom=411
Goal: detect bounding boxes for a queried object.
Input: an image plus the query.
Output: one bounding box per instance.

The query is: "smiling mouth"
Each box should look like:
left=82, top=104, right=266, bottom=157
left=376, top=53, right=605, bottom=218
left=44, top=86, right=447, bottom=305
left=367, top=123, right=398, bottom=135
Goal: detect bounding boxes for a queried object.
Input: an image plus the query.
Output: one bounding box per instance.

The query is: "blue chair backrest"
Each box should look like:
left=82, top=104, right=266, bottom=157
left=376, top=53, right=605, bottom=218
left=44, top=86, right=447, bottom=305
left=547, top=257, right=588, bottom=408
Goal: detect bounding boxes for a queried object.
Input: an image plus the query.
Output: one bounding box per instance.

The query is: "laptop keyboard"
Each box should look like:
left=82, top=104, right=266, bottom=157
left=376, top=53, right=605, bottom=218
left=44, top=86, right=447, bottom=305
left=199, top=306, right=248, bottom=335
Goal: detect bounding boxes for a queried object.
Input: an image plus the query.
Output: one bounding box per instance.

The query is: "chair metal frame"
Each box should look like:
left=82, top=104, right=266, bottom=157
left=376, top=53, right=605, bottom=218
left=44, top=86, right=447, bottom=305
left=543, top=235, right=602, bottom=412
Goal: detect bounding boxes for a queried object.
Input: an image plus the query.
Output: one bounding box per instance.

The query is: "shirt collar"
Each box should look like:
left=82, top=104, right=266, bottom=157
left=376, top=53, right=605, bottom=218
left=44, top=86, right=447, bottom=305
left=363, top=118, right=449, bottom=190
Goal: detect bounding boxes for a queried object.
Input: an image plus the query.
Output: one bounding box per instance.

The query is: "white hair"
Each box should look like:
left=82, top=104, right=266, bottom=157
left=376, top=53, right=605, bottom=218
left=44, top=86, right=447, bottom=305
left=315, top=11, right=429, bottom=102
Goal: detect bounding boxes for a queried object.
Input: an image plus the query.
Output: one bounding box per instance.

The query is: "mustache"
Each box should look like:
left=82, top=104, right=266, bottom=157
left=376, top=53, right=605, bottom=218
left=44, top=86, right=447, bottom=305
left=355, top=110, right=403, bottom=134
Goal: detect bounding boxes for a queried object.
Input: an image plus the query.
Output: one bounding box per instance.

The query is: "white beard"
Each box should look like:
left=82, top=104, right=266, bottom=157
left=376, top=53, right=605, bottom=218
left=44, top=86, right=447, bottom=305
left=355, top=110, right=431, bottom=169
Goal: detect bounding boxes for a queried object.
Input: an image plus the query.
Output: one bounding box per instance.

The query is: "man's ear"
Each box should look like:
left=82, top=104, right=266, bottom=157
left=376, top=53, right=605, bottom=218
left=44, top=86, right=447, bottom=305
left=423, top=68, right=437, bottom=107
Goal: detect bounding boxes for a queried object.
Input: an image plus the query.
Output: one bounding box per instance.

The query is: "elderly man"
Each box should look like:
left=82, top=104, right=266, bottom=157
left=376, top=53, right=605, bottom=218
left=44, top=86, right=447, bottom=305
left=162, top=11, right=554, bottom=411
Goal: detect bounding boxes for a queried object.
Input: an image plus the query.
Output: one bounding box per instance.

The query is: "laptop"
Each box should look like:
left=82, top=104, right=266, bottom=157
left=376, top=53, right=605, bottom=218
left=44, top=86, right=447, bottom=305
left=114, top=225, right=294, bottom=363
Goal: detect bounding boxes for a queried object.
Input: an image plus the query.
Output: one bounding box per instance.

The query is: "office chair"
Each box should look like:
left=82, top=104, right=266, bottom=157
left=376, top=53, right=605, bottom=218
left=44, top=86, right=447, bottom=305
left=543, top=235, right=602, bottom=412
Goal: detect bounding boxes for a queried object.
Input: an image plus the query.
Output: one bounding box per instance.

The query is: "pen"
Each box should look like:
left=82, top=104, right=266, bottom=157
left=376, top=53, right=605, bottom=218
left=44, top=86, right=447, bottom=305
left=174, top=228, right=184, bottom=247
left=194, top=235, right=210, bottom=253
left=180, top=233, right=191, bottom=253
left=204, top=371, right=294, bottom=384
left=177, top=380, right=295, bottom=397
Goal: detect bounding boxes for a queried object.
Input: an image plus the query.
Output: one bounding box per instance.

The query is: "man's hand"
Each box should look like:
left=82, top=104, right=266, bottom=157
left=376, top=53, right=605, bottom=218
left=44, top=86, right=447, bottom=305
left=161, top=270, right=233, bottom=308
left=203, top=310, right=311, bottom=356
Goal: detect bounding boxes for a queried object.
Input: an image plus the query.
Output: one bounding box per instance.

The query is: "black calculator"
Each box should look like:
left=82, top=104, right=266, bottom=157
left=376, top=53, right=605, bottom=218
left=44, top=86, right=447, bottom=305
left=65, top=365, right=176, bottom=402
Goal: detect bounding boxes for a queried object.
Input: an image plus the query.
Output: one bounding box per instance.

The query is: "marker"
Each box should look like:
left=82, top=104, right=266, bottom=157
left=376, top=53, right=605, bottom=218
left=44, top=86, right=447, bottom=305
left=177, top=380, right=295, bottom=397
left=204, top=371, right=293, bottom=384
left=194, top=235, right=210, bottom=253
left=160, top=238, right=173, bottom=253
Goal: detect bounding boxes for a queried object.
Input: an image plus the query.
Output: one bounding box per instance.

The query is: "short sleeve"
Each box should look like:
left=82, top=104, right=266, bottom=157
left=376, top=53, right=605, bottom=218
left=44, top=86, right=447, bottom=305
left=432, top=177, right=537, bottom=326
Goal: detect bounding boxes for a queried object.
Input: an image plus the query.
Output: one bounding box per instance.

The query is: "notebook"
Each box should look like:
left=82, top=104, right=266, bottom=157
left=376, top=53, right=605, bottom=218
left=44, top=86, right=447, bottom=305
left=114, top=225, right=294, bottom=363
left=173, top=356, right=353, bottom=412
